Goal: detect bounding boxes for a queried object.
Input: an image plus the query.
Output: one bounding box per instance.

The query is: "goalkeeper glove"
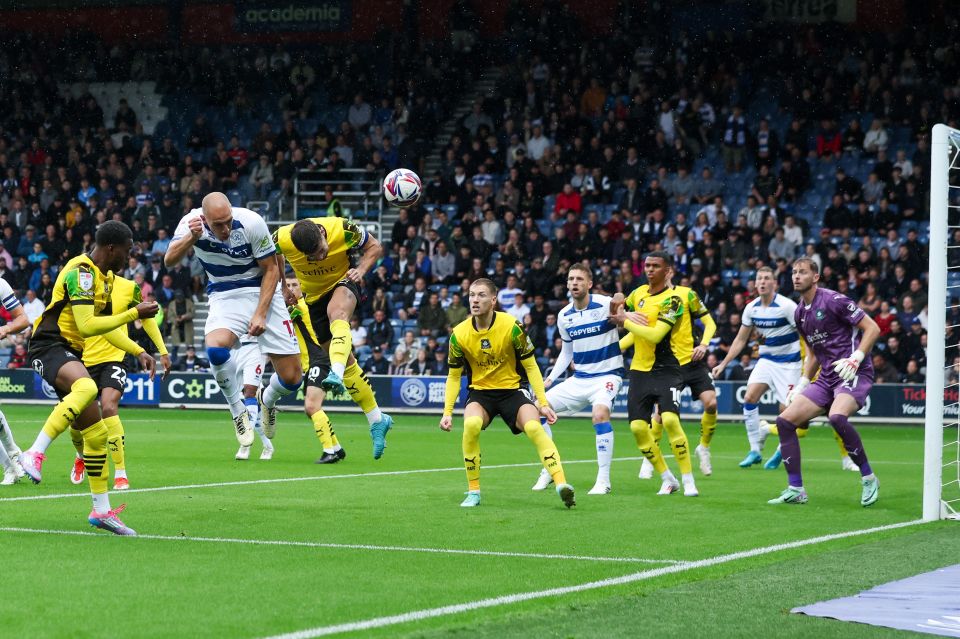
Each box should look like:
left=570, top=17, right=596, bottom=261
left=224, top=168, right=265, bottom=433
left=832, top=350, right=865, bottom=383
left=786, top=377, right=810, bottom=406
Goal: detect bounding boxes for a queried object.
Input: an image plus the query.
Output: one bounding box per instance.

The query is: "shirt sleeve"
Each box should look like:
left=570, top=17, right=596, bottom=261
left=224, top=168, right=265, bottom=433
left=687, top=290, right=708, bottom=319
left=342, top=219, right=369, bottom=250
left=831, top=293, right=866, bottom=327
left=557, top=316, right=571, bottom=343
left=0, top=279, right=19, bottom=311
left=272, top=229, right=284, bottom=255
left=249, top=215, right=276, bottom=260
left=62, top=266, right=96, bottom=305
left=657, top=294, right=684, bottom=327
left=172, top=211, right=197, bottom=243
left=129, top=283, right=143, bottom=309
left=447, top=332, right=464, bottom=369
left=741, top=302, right=754, bottom=327
left=511, top=320, right=536, bottom=359
left=781, top=297, right=798, bottom=327
left=624, top=289, right=637, bottom=312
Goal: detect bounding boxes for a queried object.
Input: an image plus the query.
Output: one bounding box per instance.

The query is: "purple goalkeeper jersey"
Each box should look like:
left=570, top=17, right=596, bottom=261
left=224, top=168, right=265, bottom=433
left=795, top=287, right=874, bottom=385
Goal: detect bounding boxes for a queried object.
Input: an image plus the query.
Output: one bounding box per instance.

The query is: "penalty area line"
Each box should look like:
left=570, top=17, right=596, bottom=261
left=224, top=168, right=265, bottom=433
left=0, top=457, right=646, bottom=503
left=0, top=527, right=680, bottom=565
left=257, top=519, right=927, bottom=639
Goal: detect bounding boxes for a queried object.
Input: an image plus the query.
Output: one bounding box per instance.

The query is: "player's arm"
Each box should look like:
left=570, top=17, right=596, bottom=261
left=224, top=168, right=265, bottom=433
left=101, top=328, right=145, bottom=356
left=0, top=305, right=30, bottom=339
left=345, top=221, right=383, bottom=285
left=165, top=214, right=203, bottom=267
left=712, top=324, right=753, bottom=378
left=66, top=268, right=158, bottom=337
left=440, top=334, right=464, bottom=431
left=618, top=333, right=635, bottom=352
left=833, top=314, right=880, bottom=382
left=787, top=336, right=818, bottom=405
left=544, top=339, right=573, bottom=387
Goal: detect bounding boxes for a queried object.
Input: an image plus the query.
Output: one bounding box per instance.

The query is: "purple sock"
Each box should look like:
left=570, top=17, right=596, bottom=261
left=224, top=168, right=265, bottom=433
left=829, top=414, right=872, bottom=476
left=776, top=416, right=803, bottom=487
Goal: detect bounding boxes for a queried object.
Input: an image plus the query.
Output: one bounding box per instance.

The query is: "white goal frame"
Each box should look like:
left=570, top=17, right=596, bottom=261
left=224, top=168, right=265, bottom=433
left=925, top=123, right=958, bottom=521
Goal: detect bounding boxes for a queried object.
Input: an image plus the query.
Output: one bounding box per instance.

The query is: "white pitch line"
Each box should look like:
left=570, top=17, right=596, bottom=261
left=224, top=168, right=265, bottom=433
left=0, top=457, right=644, bottom=503
left=0, top=527, right=678, bottom=564
left=0, top=453, right=923, bottom=503
left=259, top=519, right=927, bottom=639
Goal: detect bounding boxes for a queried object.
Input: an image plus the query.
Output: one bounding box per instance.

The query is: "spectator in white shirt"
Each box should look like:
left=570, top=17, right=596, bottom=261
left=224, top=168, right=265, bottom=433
left=22, top=289, right=46, bottom=323
left=506, top=293, right=531, bottom=324
left=863, top=120, right=889, bottom=155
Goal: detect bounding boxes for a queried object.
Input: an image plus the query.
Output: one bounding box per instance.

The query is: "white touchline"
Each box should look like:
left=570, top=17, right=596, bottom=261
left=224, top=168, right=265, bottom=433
left=0, top=527, right=679, bottom=565
left=0, top=456, right=646, bottom=503
left=257, top=519, right=928, bottom=639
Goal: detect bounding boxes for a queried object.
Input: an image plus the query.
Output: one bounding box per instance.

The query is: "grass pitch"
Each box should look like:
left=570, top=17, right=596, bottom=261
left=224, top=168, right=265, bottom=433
left=0, top=405, right=955, bottom=638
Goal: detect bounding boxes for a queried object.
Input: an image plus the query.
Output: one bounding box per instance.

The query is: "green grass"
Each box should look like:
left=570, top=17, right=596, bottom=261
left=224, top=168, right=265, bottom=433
left=0, top=405, right=954, bottom=638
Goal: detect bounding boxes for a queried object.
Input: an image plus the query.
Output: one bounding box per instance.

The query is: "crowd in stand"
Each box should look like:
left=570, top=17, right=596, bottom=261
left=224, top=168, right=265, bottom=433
left=1, top=6, right=958, bottom=383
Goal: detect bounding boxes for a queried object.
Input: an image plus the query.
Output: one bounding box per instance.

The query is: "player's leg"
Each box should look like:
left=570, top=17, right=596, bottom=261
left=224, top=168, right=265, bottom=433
left=515, top=399, right=574, bottom=508
left=0, top=418, right=16, bottom=484
left=694, top=390, right=717, bottom=476
left=73, top=401, right=135, bottom=535
left=656, top=374, right=697, bottom=496
left=460, top=400, right=490, bottom=507
left=341, top=354, right=393, bottom=459
left=21, top=349, right=98, bottom=483
left=306, top=384, right=344, bottom=464
left=258, top=291, right=304, bottom=437
left=627, top=372, right=677, bottom=493
left=767, top=387, right=824, bottom=505
left=740, top=382, right=768, bottom=467
left=587, top=376, right=620, bottom=494
left=531, top=382, right=577, bottom=491
left=205, top=327, right=252, bottom=446
left=322, top=285, right=359, bottom=394
left=0, top=407, right=25, bottom=482
left=638, top=406, right=663, bottom=480
left=828, top=390, right=879, bottom=506
left=99, top=381, right=130, bottom=490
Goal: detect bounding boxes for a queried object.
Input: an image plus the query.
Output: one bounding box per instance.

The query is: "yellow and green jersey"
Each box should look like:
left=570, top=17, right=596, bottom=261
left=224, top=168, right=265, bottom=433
left=32, top=254, right=112, bottom=353
left=82, top=276, right=143, bottom=367
left=448, top=312, right=536, bottom=390
left=669, top=285, right=710, bottom=366
left=289, top=298, right=324, bottom=373
left=273, top=217, right=368, bottom=304
left=623, top=284, right=685, bottom=372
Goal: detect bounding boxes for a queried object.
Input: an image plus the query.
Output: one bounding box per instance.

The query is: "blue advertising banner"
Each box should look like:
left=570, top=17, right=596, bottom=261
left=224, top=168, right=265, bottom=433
left=235, top=0, right=351, bottom=32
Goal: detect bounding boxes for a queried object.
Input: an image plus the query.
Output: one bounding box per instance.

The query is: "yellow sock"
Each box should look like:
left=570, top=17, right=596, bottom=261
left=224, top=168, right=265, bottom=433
left=104, top=415, right=125, bottom=471
left=329, top=319, right=353, bottom=371
left=41, top=377, right=98, bottom=440
left=523, top=419, right=566, bottom=485
left=768, top=422, right=807, bottom=437
left=630, top=419, right=667, bottom=473
left=661, top=412, right=692, bottom=475
left=311, top=409, right=335, bottom=450
left=651, top=414, right=664, bottom=444
left=833, top=428, right=849, bottom=458
left=463, top=416, right=482, bottom=491
left=700, top=411, right=717, bottom=447
left=82, top=420, right=109, bottom=495
left=343, top=361, right=377, bottom=412
left=70, top=427, right=84, bottom=457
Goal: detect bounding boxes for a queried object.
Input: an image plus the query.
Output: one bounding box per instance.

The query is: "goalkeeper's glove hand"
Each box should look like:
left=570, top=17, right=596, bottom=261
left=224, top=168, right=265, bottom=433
left=786, top=377, right=810, bottom=406
left=287, top=305, right=303, bottom=321
left=832, top=350, right=865, bottom=383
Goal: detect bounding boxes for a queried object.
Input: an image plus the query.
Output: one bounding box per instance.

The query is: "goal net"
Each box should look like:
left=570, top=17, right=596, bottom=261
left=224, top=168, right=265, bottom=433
left=926, top=124, right=960, bottom=520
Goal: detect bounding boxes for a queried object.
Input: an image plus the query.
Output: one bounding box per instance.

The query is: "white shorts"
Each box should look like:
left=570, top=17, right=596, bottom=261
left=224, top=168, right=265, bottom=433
left=206, top=288, right=300, bottom=356
left=546, top=374, right=623, bottom=415
left=747, top=357, right=802, bottom=406
left=235, top=340, right=266, bottom=388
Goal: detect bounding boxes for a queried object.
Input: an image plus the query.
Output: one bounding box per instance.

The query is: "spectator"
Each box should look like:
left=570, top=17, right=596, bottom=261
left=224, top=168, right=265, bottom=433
left=176, top=346, right=208, bottom=372
left=167, top=290, right=195, bottom=355
left=21, top=289, right=45, bottom=323
left=368, top=309, right=394, bottom=352
left=721, top=105, right=747, bottom=172
left=863, top=119, right=889, bottom=155
left=364, top=346, right=390, bottom=374
left=417, top=292, right=448, bottom=337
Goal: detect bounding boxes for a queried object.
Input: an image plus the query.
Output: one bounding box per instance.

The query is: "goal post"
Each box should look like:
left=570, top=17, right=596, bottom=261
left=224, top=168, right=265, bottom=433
left=925, top=123, right=958, bottom=521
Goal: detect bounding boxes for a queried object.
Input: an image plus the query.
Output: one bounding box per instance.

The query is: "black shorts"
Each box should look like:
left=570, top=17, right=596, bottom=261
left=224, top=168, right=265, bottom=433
left=680, top=361, right=715, bottom=398
left=466, top=388, right=535, bottom=434
left=303, top=350, right=333, bottom=390
left=86, top=361, right=129, bottom=395
left=627, top=369, right=682, bottom=422
left=27, top=339, right=82, bottom=394
left=307, top=280, right=363, bottom=344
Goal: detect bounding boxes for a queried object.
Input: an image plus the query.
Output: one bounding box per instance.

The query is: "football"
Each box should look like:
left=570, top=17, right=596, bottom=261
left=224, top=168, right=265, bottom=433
left=382, top=168, right=422, bottom=208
